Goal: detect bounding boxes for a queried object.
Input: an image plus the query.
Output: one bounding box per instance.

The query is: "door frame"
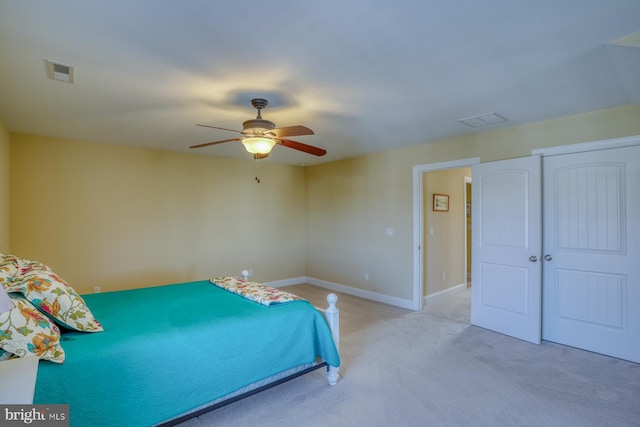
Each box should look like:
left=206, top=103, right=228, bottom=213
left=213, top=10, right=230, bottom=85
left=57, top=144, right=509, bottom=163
left=531, top=134, right=640, bottom=157
left=412, top=157, right=480, bottom=310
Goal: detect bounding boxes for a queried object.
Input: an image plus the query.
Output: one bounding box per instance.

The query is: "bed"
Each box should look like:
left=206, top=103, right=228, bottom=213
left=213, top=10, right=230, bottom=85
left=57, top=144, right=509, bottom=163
left=0, top=255, right=340, bottom=427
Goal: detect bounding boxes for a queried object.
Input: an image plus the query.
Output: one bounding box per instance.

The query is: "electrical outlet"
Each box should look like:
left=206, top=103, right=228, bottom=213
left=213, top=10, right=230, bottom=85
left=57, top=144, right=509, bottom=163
left=364, top=272, right=369, bottom=281
left=93, top=286, right=101, bottom=293
left=441, top=273, right=446, bottom=281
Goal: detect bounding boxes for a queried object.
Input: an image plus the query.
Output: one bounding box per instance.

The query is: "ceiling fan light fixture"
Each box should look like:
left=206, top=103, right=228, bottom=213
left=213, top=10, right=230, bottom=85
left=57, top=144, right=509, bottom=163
left=242, top=137, right=276, bottom=154
left=192, top=98, right=324, bottom=157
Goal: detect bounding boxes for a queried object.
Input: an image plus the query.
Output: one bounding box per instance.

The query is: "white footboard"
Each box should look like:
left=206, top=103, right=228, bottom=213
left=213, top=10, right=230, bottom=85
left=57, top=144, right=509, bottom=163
left=323, top=293, right=340, bottom=385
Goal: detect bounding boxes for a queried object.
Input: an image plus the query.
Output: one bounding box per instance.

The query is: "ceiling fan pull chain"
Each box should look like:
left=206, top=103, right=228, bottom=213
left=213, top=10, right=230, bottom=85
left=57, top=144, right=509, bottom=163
left=254, top=156, right=261, bottom=183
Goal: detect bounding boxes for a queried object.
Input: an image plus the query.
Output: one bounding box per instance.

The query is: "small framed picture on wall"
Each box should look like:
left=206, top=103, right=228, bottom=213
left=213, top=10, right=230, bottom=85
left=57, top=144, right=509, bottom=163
left=433, top=194, right=449, bottom=212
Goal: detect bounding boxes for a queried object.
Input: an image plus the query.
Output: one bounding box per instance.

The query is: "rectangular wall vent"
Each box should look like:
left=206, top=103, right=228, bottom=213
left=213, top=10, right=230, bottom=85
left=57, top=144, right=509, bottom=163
left=458, top=112, right=508, bottom=128
left=46, top=60, right=74, bottom=83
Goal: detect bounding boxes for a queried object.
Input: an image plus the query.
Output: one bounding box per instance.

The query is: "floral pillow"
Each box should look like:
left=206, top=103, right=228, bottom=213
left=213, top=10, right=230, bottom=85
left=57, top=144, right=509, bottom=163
left=210, top=276, right=305, bottom=306
left=0, top=293, right=65, bottom=363
left=0, top=253, right=20, bottom=286
left=4, top=259, right=103, bottom=333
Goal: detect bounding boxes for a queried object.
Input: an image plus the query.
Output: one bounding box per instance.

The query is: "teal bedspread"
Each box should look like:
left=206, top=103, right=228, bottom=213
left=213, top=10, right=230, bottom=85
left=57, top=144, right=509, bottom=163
left=34, top=280, right=340, bottom=427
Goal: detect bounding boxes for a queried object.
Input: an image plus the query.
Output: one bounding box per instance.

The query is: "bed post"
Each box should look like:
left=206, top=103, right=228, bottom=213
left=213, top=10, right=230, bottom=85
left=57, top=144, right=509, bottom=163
left=324, top=293, right=340, bottom=386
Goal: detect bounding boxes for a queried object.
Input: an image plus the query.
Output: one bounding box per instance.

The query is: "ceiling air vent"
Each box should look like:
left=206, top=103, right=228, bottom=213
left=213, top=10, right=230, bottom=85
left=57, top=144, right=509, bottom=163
left=46, top=60, right=74, bottom=83
left=458, top=112, right=508, bottom=128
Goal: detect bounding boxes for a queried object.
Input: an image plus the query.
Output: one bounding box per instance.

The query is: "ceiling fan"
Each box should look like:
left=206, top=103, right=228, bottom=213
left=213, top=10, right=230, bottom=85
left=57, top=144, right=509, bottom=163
left=191, top=98, right=326, bottom=159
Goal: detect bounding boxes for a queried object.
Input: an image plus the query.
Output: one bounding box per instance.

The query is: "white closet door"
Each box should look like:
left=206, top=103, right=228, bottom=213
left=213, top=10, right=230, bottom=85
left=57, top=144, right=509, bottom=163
left=471, top=156, right=542, bottom=344
left=542, top=145, right=640, bottom=363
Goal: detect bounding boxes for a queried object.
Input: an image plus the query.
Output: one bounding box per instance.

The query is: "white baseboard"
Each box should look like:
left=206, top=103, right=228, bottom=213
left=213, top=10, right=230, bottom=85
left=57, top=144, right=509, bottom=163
left=264, top=276, right=307, bottom=288
left=306, top=277, right=416, bottom=310
left=264, top=277, right=467, bottom=310
left=265, top=276, right=416, bottom=310
left=423, top=283, right=466, bottom=305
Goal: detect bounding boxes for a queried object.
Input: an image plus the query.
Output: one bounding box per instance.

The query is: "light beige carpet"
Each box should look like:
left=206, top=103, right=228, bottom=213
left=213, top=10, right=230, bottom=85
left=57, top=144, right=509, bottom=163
left=177, top=286, right=640, bottom=427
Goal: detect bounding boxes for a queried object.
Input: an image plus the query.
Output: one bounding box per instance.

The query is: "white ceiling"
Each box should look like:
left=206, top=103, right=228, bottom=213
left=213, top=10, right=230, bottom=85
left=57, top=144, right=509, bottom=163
left=1, top=1, right=639, bottom=165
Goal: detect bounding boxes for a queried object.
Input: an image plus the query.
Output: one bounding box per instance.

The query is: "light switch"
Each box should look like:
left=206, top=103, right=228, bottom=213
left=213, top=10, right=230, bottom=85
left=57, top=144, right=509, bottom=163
left=429, top=227, right=434, bottom=235
left=386, top=227, right=394, bottom=237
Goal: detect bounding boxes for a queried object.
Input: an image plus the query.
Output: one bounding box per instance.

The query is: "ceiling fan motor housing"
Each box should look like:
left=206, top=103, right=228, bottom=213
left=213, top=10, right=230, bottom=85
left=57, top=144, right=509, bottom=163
left=250, top=98, right=269, bottom=110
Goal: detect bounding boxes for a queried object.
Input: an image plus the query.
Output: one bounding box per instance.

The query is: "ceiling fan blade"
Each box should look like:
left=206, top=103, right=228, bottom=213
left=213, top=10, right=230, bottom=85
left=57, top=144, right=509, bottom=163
left=278, top=138, right=326, bottom=156
left=196, top=124, right=242, bottom=133
left=271, top=125, right=315, bottom=138
left=189, top=138, right=242, bottom=149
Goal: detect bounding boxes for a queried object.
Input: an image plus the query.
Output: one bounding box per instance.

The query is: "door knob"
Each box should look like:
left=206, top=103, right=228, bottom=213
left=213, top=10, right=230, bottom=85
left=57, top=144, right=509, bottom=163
left=544, top=254, right=552, bottom=261
left=529, top=255, right=538, bottom=262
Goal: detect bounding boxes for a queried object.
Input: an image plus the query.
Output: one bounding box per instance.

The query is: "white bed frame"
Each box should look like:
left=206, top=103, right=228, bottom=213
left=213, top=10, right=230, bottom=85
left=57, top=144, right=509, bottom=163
left=318, top=293, right=340, bottom=385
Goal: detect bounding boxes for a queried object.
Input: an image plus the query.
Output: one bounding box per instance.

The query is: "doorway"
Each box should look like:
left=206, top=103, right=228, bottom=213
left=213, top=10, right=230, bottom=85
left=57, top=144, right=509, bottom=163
left=412, top=157, right=480, bottom=310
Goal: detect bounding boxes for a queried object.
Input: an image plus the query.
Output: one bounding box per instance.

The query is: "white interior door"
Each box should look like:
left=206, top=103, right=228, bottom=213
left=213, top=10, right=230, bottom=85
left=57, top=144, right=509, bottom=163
left=471, top=156, right=542, bottom=344
left=542, top=145, right=640, bottom=363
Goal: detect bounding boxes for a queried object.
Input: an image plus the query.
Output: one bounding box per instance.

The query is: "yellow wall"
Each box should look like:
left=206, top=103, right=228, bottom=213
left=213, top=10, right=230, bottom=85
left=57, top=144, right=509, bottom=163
left=0, top=117, right=9, bottom=253
left=10, top=134, right=307, bottom=293
left=306, top=151, right=412, bottom=297
left=306, top=104, right=640, bottom=301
